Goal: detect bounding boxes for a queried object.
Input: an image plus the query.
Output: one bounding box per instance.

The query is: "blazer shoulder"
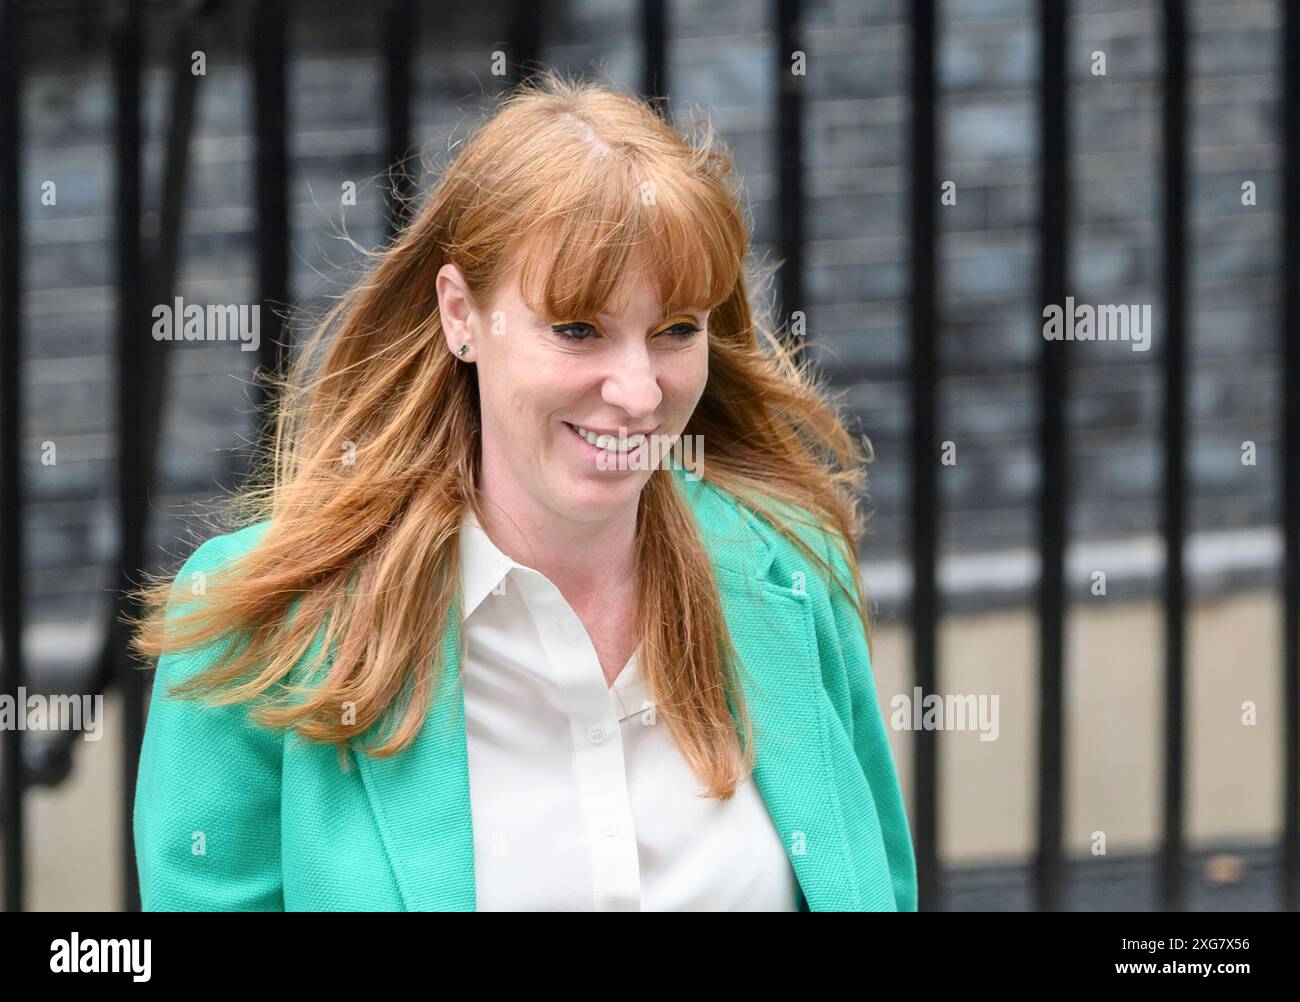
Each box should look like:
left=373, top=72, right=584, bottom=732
left=731, top=490, right=858, bottom=601
left=681, top=471, right=852, bottom=597
left=221, top=520, right=272, bottom=552
left=160, top=521, right=275, bottom=654
left=137, top=521, right=286, bottom=910
left=177, top=521, right=272, bottom=576
left=679, top=473, right=781, bottom=581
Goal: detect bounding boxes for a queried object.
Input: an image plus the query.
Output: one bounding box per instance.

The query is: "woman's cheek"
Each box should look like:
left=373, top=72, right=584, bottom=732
left=675, top=350, right=710, bottom=402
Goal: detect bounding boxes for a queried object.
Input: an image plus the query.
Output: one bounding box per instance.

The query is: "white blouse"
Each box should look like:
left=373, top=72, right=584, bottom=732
left=458, top=509, right=802, bottom=911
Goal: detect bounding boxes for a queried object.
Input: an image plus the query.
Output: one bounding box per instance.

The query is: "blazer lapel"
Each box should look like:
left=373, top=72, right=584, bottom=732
left=713, top=554, right=860, bottom=912
left=352, top=597, right=477, bottom=911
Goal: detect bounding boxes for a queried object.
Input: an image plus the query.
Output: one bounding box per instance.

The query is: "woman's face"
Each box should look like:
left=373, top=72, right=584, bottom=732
left=437, top=256, right=710, bottom=526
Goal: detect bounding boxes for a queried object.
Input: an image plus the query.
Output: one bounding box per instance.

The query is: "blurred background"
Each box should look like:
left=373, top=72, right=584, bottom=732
left=0, top=0, right=1296, bottom=911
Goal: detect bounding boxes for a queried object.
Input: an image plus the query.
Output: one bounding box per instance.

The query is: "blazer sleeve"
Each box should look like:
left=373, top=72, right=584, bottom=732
left=822, top=532, right=919, bottom=912
left=133, top=533, right=285, bottom=911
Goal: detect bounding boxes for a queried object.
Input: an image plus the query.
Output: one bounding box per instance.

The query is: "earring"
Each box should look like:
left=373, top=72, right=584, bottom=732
left=457, top=343, right=469, bottom=356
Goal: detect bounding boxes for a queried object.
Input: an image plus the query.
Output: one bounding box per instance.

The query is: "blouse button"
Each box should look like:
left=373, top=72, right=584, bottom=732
left=587, top=725, right=606, bottom=744
left=604, top=823, right=619, bottom=837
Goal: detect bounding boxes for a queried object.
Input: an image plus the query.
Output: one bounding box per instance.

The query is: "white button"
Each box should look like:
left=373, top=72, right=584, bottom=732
left=604, top=823, right=619, bottom=837
left=588, top=725, right=606, bottom=744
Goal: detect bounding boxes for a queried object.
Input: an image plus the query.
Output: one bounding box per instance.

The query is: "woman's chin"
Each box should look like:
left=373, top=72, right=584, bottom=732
left=552, top=469, right=645, bottom=513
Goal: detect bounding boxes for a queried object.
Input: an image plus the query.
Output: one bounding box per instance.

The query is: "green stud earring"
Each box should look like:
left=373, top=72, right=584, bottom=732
left=457, top=343, right=469, bottom=356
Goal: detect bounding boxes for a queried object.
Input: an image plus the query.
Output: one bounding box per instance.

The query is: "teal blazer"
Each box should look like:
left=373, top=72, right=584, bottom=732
left=134, top=469, right=918, bottom=911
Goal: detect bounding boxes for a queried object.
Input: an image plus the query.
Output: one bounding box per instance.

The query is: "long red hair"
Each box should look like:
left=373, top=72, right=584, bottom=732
left=129, top=68, right=873, bottom=799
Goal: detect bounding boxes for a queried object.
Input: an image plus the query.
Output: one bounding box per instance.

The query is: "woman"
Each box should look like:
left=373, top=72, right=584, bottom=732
left=131, top=69, right=917, bottom=912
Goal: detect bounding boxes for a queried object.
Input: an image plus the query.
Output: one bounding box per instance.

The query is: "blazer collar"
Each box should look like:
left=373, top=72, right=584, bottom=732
left=352, top=482, right=851, bottom=912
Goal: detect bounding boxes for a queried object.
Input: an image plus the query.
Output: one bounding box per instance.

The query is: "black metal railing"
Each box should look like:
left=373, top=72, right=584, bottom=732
left=1281, top=0, right=1300, bottom=912
left=1034, top=0, right=1069, bottom=916
left=0, top=0, right=26, bottom=918
left=907, top=0, right=939, bottom=914
left=0, top=0, right=1296, bottom=914
left=1158, top=0, right=1189, bottom=914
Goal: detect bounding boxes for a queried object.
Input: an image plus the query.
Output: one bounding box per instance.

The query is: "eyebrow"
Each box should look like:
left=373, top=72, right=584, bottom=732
left=593, top=309, right=707, bottom=331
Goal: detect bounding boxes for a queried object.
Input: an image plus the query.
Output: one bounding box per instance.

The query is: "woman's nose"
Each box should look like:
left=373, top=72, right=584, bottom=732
left=600, top=345, right=662, bottom=420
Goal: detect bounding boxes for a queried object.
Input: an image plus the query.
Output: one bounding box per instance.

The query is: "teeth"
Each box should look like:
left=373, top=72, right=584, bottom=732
left=570, top=423, right=647, bottom=453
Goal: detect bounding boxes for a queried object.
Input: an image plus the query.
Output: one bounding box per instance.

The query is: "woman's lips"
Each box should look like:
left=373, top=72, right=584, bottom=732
left=567, top=422, right=656, bottom=437
left=563, top=420, right=651, bottom=461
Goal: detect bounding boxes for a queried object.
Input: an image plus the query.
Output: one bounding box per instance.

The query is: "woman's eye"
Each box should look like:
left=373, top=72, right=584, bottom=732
left=548, top=321, right=702, bottom=343
left=550, top=322, right=597, bottom=342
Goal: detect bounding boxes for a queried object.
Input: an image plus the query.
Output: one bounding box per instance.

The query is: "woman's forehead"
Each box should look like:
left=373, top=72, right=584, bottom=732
left=495, top=211, right=732, bottom=321
left=510, top=255, right=703, bottom=314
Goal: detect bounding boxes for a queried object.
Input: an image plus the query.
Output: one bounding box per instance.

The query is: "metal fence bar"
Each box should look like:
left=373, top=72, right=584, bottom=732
left=1034, top=0, right=1069, bottom=912
left=774, top=0, right=804, bottom=345
left=641, top=0, right=667, bottom=107
left=509, top=0, right=540, bottom=86
left=1282, top=0, right=1299, bottom=915
left=111, top=0, right=146, bottom=912
left=907, top=0, right=939, bottom=913
left=384, top=0, right=416, bottom=237
left=252, top=0, right=289, bottom=448
left=120, top=1, right=213, bottom=911
left=0, top=0, right=25, bottom=915
left=1159, top=0, right=1188, bottom=915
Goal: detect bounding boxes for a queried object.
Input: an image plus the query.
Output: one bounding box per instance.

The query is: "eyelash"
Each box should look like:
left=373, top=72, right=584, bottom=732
left=549, top=322, right=701, bottom=344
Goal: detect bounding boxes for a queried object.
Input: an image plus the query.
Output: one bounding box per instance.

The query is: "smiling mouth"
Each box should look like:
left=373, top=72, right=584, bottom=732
left=563, top=421, right=650, bottom=454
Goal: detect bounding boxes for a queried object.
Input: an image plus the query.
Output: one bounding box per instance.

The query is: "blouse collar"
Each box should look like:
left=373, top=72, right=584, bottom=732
left=457, top=507, right=520, bottom=624
left=456, top=507, right=651, bottom=719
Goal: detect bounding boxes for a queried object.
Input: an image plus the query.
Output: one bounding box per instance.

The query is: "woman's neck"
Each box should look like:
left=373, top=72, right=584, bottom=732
left=473, top=494, right=639, bottom=608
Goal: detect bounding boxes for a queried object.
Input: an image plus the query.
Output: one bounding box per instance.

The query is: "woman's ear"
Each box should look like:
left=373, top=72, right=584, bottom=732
left=436, top=263, right=475, bottom=358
